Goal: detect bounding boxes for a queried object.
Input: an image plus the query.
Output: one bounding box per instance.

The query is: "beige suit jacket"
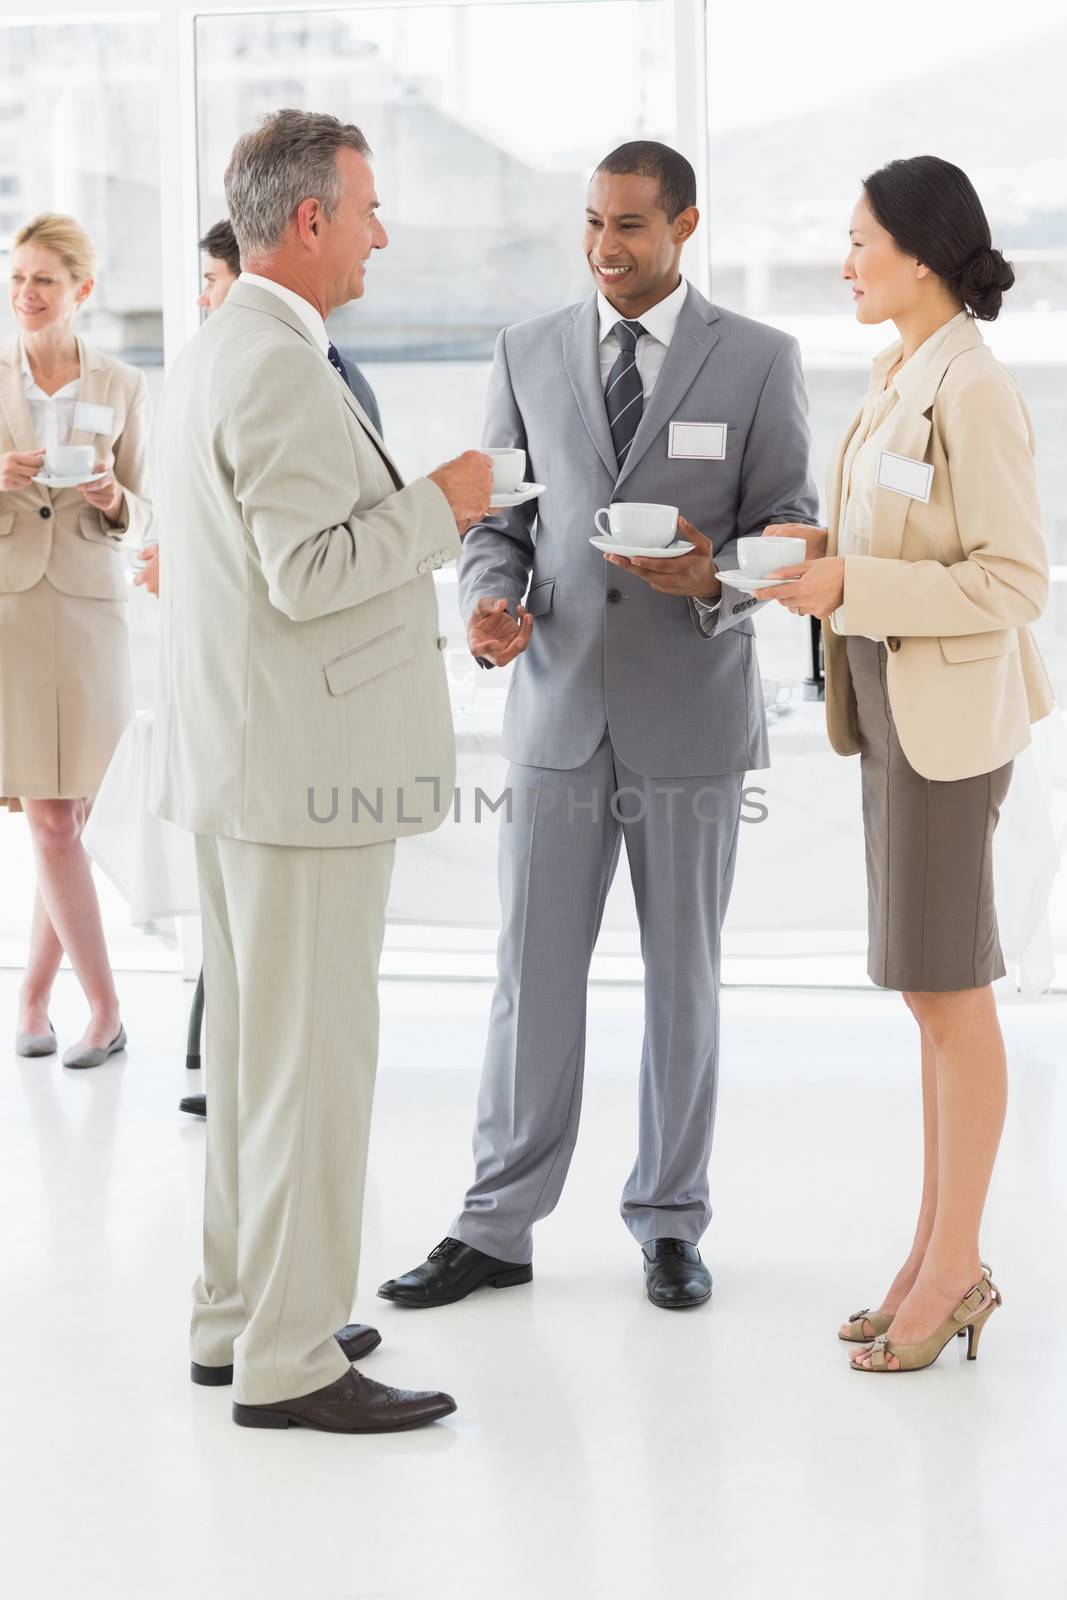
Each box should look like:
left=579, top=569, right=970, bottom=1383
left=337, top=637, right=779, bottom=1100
left=0, top=336, right=153, bottom=600
left=148, top=280, right=461, bottom=848
left=824, top=316, right=1055, bottom=781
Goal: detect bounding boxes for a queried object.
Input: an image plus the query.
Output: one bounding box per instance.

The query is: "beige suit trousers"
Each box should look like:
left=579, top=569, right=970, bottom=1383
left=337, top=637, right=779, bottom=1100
left=190, top=831, right=395, bottom=1405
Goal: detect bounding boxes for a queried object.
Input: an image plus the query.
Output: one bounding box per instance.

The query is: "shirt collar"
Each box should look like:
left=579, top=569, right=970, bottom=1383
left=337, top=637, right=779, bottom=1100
left=597, top=275, right=689, bottom=349
left=19, top=336, right=81, bottom=397
left=871, top=310, right=973, bottom=402
left=239, top=272, right=330, bottom=356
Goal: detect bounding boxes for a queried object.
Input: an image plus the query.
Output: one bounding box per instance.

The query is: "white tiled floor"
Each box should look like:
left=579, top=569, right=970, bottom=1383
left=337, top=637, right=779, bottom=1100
left=2, top=969, right=1065, bottom=1599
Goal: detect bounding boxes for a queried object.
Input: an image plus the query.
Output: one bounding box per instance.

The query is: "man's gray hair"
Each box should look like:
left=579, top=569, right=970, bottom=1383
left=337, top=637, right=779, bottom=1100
left=224, top=109, right=371, bottom=259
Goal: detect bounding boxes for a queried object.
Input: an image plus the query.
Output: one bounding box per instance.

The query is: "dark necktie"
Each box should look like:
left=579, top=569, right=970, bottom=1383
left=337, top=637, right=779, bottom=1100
left=327, top=341, right=353, bottom=390
left=604, top=319, right=648, bottom=470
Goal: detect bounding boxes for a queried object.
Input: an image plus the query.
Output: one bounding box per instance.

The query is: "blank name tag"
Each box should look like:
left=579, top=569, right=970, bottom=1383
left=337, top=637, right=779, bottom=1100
left=669, top=421, right=727, bottom=460
left=877, top=450, right=933, bottom=502
left=73, top=400, right=115, bottom=436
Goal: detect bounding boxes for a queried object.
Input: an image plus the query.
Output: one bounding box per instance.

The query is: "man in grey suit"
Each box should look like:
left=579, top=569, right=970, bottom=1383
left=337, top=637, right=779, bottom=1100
left=152, top=110, right=493, bottom=1428
left=380, top=141, right=818, bottom=1313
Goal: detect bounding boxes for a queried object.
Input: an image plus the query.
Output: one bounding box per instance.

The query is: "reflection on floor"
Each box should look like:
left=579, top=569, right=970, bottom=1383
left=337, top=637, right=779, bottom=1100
left=2, top=969, right=1065, bottom=1599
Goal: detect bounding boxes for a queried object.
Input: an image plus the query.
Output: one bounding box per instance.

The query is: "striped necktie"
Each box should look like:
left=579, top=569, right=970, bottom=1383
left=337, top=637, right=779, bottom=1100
left=604, top=319, right=648, bottom=471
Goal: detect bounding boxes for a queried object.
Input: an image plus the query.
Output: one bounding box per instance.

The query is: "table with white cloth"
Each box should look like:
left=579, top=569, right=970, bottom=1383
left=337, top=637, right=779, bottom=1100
left=83, top=690, right=1067, bottom=996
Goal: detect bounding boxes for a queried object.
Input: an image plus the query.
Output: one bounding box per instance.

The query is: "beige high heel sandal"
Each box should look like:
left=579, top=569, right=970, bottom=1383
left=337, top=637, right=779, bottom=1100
left=850, top=1269, right=1002, bottom=1373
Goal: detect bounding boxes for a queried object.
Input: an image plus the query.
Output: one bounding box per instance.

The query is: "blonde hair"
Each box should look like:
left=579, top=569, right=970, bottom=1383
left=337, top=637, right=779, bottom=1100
left=13, top=212, right=97, bottom=283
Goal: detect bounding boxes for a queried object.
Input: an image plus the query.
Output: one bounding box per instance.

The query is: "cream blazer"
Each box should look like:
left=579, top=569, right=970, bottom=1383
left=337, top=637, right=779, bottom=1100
left=0, top=337, right=153, bottom=600
left=824, top=316, right=1055, bottom=781
left=148, top=280, right=462, bottom=849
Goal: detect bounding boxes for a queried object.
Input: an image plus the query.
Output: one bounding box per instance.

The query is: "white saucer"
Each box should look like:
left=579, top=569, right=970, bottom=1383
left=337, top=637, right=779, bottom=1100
left=590, top=535, right=694, bottom=559
left=35, top=469, right=107, bottom=490
left=489, top=482, right=545, bottom=509
left=717, top=568, right=799, bottom=592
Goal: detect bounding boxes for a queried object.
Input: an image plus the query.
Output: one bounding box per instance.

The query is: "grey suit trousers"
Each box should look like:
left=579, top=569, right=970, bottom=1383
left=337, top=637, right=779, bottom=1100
left=191, top=831, right=394, bottom=1405
left=451, top=734, right=743, bottom=1262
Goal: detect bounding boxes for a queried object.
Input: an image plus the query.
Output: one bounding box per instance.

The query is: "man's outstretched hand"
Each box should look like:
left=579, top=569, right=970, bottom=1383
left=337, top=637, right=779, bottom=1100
left=467, top=596, right=533, bottom=667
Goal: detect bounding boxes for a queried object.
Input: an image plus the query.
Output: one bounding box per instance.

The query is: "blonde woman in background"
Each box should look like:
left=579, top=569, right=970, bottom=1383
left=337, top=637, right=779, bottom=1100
left=1, top=212, right=153, bottom=1068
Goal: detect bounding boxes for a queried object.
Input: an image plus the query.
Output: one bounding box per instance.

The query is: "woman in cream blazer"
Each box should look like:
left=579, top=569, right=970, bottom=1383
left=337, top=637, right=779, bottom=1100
left=762, top=157, right=1054, bottom=1375
left=0, top=213, right=152, bottom=1068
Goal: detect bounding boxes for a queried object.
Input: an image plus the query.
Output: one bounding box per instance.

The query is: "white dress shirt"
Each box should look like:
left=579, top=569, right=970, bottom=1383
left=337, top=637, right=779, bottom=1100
left=599, top=278, right=722, bottom=622
left=239, top=272, right=330, bottom=357
left=596, top=275, right=688, bottom=394
left=21, top=339, right=80, bottom=448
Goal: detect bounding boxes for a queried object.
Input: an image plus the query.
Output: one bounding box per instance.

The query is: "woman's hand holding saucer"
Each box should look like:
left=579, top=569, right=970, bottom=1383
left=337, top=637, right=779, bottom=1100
left=760, top=556, right=845, bottom=619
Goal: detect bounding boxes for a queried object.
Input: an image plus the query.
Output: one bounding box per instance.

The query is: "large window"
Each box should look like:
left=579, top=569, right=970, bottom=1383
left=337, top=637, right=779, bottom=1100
left=194, top=2, right=679, bottom=474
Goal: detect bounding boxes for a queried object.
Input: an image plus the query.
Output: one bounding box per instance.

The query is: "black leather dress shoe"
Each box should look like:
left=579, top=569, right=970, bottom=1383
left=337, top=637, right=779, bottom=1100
left=377, top=1237, right=532, bottom=1308
left=233, top=1365, right=456, bottom=1432
left=642, top=1239, right=713, bottom=1309
left=191, top=1323, right=381, bottom=1386
left=179, top=1094, right=207, bottom=1117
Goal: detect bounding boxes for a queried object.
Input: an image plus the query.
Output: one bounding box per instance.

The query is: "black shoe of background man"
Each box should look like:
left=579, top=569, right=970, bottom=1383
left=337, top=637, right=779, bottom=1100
left=642, top=1239, right=713, bottom=1309
left=180, top=1094, right=207, bottom=1117
left=377, top=1237, right=532, bottom=1308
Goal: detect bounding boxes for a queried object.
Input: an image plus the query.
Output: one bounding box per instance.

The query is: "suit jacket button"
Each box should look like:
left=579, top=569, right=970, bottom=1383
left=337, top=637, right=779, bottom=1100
left=436, top=635, right=447, bottom=650
left=606, top=588, right=622, bottom=604
left=39, top=506, right=53, bottom=519
left=887, top=636, right=901, bottom=652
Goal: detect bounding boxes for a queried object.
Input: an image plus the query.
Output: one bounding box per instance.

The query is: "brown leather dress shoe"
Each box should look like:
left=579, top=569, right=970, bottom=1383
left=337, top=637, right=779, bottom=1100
left=232, top=1365, right=457, bottom=1432
left=191, top=1323, right=381, bottom=1386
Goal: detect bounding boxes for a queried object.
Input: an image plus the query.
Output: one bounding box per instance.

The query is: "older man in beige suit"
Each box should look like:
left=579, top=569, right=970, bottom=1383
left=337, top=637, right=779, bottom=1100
left=150, top=109, right=492, bottom=1432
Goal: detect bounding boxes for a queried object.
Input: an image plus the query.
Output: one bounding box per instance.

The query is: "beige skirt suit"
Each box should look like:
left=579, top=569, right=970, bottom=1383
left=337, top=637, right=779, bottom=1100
left=0, top=336, right=153, bottom=806
left=823, top=313, right=1055, bottom=991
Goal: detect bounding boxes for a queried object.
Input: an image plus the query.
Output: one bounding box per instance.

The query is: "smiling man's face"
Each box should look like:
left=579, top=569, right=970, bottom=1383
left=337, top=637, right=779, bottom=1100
left=583, top=169, right=697, bottom=318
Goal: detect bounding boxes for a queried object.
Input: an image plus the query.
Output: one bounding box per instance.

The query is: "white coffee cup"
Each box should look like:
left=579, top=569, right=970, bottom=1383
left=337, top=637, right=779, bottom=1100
left=43, top=445, right=95, bottom=481
left=594, top=502, right=678, bottom=549
left=486, top=448, right=526, bottom=494
left=737, top=534, right=806, bottom=576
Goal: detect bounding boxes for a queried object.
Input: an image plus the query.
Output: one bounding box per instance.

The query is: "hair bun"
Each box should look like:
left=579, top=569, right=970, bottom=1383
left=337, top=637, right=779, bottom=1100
left=956, top=246, right=1015, bottom=321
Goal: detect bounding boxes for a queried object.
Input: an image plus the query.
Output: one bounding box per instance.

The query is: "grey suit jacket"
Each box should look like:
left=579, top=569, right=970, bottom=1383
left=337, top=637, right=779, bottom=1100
left=341, top=356, right=382, bottom=439
left=458, top=283, right=818, bottom=776
left=149, top=281, right=460, bottom=848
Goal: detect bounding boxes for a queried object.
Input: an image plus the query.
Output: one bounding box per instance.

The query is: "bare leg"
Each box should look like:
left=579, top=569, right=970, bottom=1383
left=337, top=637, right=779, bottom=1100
left=18, top=886, right=65, bottom=1036
left=21, top=798, right=120, bottom=1051
left=840, top=997, right=940, bottom=1339
left=854, top=985, right=1005, bottom=1368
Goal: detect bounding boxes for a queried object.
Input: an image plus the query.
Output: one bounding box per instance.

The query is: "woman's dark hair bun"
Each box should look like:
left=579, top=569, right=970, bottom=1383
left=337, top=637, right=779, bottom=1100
left=953, top=246, right=1016, bottom=322
left=862, top=156, right=1015, bottom=322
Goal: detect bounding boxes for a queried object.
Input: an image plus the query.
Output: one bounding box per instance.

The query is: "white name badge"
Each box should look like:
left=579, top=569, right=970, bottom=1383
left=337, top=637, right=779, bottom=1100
left=877, top=450, right=933, bottom=503
left=669, top=420, right=727, bottom=461
left=73, top=400, right=115, bottom=437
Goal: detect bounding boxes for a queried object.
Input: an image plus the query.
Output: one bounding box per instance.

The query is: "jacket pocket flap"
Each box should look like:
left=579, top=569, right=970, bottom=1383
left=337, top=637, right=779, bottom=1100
left=525, top=577, right=555, bottom=617
left=324, top=624, right=412, bottom=696
left=939, top=630, right=1017, bottom=664
left=0, top=511, right=14, bottom=536
left=77, top=508, right=119, bottom=545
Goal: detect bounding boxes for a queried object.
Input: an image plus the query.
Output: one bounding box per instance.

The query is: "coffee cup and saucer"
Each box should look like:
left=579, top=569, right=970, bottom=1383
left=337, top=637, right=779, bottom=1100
left=715, top=535, right=807, bottom=593
left=486, top=448, right=545, bottom=509
left=34, top=445, right=107, bottom=490
left=589, top=502, right=693, bottom=559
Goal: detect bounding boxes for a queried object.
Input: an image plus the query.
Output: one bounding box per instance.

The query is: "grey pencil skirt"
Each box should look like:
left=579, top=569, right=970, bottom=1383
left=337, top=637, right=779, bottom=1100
left=846, top=635, right=1013, bottom=993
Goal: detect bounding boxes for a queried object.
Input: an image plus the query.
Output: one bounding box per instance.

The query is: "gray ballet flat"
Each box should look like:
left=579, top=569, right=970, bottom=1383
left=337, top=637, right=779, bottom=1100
left=62, top=1025, right=127, bottom=1070
left=15, top=1021, right=57, bottom=1057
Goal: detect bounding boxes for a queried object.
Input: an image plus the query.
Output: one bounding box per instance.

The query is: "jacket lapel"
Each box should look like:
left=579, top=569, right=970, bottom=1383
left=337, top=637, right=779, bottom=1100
left=68, top=338, right=113, bottom=450
left=861, top=317, right=981, bottom=560
left=0, top=338, right=41, bottom=454
left=825, top=408, right=862, bottom=557
left=227, top=281, right=404, bottom=490
left=615, top=289, right=720, bottom=491
left=562, top=296, right=617, bottom=480
left=0, top=338, right=48, bottom=507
